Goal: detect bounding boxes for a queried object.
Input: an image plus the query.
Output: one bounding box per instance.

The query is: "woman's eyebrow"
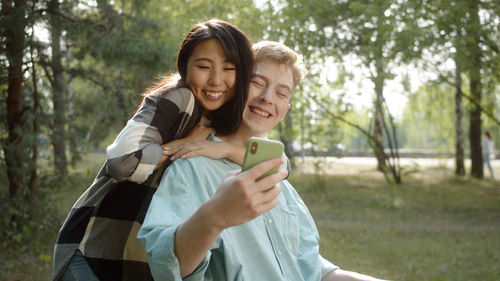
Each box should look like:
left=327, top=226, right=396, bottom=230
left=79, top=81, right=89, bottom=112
left=193, top=57, right=234, bottom=64
left=193, top=57, right=212, bottom=63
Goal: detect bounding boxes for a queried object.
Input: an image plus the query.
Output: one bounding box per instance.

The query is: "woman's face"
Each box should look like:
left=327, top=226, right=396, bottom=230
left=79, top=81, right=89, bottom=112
left=186, top=38, right=237, bottom=114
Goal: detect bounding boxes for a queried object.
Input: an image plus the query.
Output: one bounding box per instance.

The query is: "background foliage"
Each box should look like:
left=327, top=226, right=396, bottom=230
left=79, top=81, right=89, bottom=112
left=0, top=0, right=499, bottom=279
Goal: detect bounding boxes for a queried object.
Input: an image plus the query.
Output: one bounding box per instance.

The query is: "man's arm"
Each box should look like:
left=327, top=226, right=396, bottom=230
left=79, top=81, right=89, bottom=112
left=175, top=157, right=288, bottom=277
left=322, top=269, right=389, bottom=281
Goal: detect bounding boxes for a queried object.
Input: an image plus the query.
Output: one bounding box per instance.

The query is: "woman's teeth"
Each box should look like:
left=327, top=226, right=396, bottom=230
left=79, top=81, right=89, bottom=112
left=206, top=91, right=223, bottom=99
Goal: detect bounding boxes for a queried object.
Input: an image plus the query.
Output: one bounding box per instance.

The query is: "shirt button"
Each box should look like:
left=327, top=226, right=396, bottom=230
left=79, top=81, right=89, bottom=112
left=277, top=250, right=282, bottom=255
left=268, top=219, right=273, bottom=224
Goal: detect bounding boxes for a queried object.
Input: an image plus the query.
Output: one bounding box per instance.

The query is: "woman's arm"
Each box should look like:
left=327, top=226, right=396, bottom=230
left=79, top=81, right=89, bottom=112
left=162, top=140, right=245, bottom=165
left=106, top=88, right=199, bottom=183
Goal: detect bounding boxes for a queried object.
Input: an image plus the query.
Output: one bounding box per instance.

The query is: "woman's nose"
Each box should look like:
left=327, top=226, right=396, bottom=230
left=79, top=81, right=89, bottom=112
left=208, top=68, right=222, bottom=86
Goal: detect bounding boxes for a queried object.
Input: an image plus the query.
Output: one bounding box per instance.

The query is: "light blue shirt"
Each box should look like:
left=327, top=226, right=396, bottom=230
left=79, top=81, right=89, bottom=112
left=138, top=137, right=337, bottom=281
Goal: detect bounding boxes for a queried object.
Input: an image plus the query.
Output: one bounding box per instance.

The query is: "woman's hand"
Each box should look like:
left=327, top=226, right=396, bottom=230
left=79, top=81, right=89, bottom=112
left=163, top=140, right=244, bottom=162
left=154, top=124, right=214, bottom=170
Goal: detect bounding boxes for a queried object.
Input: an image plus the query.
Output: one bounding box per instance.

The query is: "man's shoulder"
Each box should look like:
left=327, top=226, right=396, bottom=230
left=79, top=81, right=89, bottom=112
left=168, top=156, right=235, bottom=175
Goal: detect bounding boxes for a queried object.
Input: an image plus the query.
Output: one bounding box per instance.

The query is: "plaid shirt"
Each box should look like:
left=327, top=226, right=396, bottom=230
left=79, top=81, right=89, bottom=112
left=52, top=87, right=202, bottom=281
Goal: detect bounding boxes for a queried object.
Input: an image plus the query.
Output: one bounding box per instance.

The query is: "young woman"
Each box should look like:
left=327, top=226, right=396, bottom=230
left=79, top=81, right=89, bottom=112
left=52, top=19, right=253, bottom=281
left=482, top=130, right=495, bottom=179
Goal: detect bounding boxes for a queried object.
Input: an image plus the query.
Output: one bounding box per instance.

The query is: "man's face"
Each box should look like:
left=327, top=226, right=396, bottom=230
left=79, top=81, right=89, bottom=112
left=241, top=61, right=294, bottom=136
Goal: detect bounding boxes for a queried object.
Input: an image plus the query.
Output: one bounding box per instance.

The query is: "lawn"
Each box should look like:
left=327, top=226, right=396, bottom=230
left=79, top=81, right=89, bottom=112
left=1, top=155, right=499, bottom=280
left=289, top=171, right=500, bottom=280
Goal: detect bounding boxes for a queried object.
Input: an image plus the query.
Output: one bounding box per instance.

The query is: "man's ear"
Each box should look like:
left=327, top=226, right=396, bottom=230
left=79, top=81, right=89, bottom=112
left=286, top=104, right=290, bottom=112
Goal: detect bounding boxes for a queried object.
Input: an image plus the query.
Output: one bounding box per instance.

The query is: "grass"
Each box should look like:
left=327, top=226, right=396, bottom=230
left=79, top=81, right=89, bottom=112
left=289, top=173, right=500, bottom=280
left=0, top=152, right=106, bottom=281
left=1, top=154, right=499, bottom=280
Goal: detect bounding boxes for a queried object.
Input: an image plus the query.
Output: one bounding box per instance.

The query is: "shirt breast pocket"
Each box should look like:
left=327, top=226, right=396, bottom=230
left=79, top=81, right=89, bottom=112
left=280, top=204, right=300, bottom=255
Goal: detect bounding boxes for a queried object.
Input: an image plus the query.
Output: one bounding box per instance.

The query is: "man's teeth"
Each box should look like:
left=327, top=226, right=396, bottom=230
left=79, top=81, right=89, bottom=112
left=206, top=91, right=223, bottom=98
left=251, top=107, right=270, bottom=118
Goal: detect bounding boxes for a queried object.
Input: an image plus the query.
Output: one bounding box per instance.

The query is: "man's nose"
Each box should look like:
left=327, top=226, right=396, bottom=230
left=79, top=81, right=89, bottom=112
left=259, top=88, right=273, bottom=103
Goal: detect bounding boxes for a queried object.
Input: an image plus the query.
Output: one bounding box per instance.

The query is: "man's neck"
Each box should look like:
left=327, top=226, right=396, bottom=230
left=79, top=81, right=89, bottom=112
left=219, top=129, right=266, bottom=147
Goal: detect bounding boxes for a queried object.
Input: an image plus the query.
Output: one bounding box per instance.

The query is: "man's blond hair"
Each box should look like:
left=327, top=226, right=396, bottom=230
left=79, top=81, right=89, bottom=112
left=252, top=41, right=307, bottom=88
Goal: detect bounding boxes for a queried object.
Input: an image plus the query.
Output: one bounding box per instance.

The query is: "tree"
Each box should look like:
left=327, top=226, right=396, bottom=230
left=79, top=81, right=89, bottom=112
left=465, top=0, right=484, bottom=178
left=421, top=0, right=500, bottom=178
left=47, top=0, right=68, bottom=179
left=275, top=0, right=418, bottom=183
left=2, top=0, right=29, bottom=198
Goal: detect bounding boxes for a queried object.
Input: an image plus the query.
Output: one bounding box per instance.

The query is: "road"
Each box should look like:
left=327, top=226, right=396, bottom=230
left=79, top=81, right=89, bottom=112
left=294, top=156, right=500, bottom=179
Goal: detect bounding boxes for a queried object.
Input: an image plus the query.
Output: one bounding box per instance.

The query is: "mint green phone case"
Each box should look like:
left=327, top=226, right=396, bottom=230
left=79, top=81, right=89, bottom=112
left=242, top=137, right=284, bottom=180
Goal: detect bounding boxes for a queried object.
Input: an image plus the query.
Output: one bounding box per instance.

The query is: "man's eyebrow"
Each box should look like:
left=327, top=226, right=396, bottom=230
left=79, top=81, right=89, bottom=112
left=252, top=74, right=266, bottom=80
left=253, top=73, right=292, bottom=92
left=277, top=82, right=292, bottom=93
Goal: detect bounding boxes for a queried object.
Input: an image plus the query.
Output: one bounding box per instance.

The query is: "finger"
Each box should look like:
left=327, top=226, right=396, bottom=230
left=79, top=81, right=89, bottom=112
left=242, top=157, right=284, bottom=181
left=256, top=185, right=281, bottom=213
left=181, top=150, right=203, bottom=159
left=252, top=168, right=288, bottom=192
left=171, top=146, right=203, bottom=160
left=170, top=150, right=185, bottom=161
left=163, top=145, right=183, bottom=156
left=162, top=147, right=173, bottom=156
left=259, top=183, right=282, bottom=203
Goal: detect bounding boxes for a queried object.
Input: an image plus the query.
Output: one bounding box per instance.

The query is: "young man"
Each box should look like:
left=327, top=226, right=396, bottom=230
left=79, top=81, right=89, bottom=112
left=138, top=41, right=388, bottom=281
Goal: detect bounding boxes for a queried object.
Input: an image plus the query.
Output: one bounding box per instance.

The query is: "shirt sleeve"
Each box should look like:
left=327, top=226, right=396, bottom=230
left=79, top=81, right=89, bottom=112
left=105, top=87, right=197, bottom=183
left=137, top=158, right=211, bottom=281
left=319, top=255, right=339, bottom=277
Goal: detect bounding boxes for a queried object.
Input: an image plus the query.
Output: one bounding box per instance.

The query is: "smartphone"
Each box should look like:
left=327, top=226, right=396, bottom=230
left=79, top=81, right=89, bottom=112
left=242, top=137, right=284, bottom=181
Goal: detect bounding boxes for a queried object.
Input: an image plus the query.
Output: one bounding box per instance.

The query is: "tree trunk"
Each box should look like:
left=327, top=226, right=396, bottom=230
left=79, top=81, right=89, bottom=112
left=279, top=113, right=294, bottom=168
left=466, top=0, right=483, bottom=178
left=2, top=0, right=28, bottom=198
left=373, top=58, right=387, bottom=173
left=49, top=0, right=68, bottom=179
left=66, top=47, right=80, bottom=166
left=29, top=32, right=39, bottom=200
left=454, top=49, right=465, bottom=176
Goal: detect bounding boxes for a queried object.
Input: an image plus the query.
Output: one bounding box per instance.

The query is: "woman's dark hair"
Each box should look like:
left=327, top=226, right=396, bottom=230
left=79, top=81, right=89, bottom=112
left=485, top=130, right=492, bottom=140
left=145, top=19, right=253, bottom=136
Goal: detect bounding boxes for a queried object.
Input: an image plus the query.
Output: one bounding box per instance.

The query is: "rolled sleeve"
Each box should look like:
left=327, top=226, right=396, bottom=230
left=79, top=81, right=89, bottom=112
left=320, top=255, right=339, bottom=277
left=138, top=224, right=182, bottom=280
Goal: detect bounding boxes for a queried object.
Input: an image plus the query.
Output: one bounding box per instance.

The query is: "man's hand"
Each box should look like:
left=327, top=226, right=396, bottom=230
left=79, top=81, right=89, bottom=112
left=174, top=157, right=289, bottom=278
left=207, top=157, right=288, bottom=229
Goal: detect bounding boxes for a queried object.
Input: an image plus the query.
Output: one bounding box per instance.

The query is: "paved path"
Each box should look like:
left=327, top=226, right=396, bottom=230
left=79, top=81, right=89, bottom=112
left=294, top=156, right=500, bottom=180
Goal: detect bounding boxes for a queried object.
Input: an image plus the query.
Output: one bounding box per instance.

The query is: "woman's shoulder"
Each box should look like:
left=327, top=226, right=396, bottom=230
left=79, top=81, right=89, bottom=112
left=154, top=86, right=194, bottom=100
left=148, top=87, right=196, bottom=110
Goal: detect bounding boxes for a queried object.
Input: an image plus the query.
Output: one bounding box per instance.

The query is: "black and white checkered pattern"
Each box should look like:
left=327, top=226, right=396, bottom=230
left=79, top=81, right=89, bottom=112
left=52, top=87, right=202, bottom=281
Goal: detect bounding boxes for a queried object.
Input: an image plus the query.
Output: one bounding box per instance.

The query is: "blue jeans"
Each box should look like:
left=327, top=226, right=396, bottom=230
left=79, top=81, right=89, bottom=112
left=61, top=250, right=99, bottom=281
left=483, top=152, right=494, bottom=178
